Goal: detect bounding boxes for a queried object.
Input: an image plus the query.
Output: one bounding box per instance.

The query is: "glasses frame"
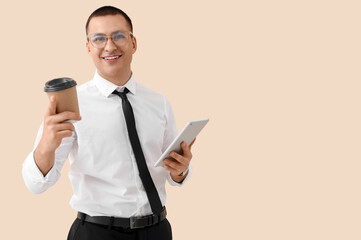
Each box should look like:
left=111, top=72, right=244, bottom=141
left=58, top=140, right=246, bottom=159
left=87, top=31, right=134, bottom=49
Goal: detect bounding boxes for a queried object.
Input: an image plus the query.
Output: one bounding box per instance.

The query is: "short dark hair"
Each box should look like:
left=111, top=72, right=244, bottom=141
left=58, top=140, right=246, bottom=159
left=85, top=6, right=133, bottom=35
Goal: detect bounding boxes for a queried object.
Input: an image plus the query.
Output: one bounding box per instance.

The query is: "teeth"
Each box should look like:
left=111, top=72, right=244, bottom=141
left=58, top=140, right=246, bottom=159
left=104, top=56, right=120, bottom=60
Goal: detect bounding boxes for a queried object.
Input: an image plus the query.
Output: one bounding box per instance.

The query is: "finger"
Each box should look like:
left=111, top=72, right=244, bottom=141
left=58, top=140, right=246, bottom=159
left=57, top=129, right=74, bottom=139
left=45, top=96, right=57, bottom=116
left=169, top=151, right=188, bottom=165
left=189, top=138, right=196, bottom=150
left=53, top=122, right=75, bottom=132
left=163, top=158, right=183, bottom=171
left=49, top=111, right=81, bottom=124
left=180, top=142, right=192, bottom=159
left=162, top=163, right=180, bottom=174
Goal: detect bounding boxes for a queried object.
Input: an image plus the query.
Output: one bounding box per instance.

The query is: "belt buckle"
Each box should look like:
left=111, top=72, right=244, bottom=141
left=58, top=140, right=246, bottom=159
left=130, top=214, right=158, bottom=229
left=130, top=216, right=143, bottom=229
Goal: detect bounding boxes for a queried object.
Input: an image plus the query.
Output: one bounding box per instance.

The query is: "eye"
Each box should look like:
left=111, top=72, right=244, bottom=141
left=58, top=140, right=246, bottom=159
left=92, top=36, right=106, bottom=43
left=112, top=33, right=126, bottom=41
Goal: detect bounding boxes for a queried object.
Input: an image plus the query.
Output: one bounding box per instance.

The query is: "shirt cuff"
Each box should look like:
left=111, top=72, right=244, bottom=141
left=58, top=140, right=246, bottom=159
left=22, top=151, right=58, bottom=183
left=167, top=164, right=193, bottom=186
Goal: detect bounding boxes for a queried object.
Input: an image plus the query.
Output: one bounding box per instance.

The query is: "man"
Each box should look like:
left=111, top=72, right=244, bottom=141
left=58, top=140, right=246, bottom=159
left=22, top=6, right=194, bottom=240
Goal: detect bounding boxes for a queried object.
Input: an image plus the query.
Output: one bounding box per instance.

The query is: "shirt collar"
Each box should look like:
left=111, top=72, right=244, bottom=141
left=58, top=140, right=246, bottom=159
left=93, top=71, right=136, bottom=98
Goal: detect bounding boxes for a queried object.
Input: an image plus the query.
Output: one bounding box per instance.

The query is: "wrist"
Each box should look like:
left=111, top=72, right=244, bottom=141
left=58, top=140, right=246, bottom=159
left=170, top=166, right=190, bottom=183
left=170, top=173, right=187, bottom=183
left=178, top=166, right=189, bottom=177
left=37, top=139, right=57, bottom=154
left=34, top=142, right=56, bottom=171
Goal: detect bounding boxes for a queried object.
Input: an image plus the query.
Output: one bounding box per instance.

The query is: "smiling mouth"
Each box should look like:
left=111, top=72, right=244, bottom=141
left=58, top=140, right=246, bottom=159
left=102, top=55, right=122, bottom=61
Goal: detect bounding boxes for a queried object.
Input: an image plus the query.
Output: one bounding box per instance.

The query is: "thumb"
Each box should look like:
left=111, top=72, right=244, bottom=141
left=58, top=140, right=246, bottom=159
left=45, top=96, right=57, bottom=116
left=189, top=138, right=196, bottom=151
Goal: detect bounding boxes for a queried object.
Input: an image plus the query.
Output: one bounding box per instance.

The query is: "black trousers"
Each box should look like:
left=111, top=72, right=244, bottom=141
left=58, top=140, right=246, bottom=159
left=67, top=218, right=172, bottom=240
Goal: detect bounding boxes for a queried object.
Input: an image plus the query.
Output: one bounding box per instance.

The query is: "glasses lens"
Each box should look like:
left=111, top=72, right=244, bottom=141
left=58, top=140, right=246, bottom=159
left=112, top=32, right=128, bottom=45
left=90, top=34, right=107, bottom=48
left=89, top=32, right=131, bottom=48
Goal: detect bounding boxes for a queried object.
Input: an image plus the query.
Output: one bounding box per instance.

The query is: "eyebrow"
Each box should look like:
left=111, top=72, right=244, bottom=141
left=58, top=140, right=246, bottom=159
left=90, top=31, right=127, bottom=36
left=91, top=33, right=106, bottom=37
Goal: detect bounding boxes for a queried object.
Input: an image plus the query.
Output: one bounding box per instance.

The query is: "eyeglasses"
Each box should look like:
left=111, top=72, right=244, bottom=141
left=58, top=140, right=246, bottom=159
left=87, top=31, right=133, bottom=48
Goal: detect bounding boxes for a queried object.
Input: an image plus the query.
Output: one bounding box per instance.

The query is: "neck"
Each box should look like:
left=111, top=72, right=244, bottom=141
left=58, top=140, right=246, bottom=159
left=98, top=69, right=132, bottom=86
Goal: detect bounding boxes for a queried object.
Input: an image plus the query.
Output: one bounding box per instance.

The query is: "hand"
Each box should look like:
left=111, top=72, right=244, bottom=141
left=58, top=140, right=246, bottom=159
left=38, top=96, right=81, bottom=152
left=162, top=139, right=196, bottom=182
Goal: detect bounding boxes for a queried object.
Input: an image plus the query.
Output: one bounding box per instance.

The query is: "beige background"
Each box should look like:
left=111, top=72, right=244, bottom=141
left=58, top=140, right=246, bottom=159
left=1, top=0, right=360, bottom=239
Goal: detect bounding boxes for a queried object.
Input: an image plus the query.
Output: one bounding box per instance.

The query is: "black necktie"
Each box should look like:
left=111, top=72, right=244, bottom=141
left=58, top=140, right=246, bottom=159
left=113, top=88, right=163, bottom=215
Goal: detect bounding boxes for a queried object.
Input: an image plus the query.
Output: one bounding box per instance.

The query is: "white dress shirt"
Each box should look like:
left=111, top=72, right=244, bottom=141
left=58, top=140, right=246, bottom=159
left=22, top=72, right=192, bottom=217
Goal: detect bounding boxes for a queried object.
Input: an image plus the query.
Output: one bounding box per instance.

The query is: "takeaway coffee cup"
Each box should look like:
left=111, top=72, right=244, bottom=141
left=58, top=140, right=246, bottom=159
left=44, top=78, right=80, bottom=115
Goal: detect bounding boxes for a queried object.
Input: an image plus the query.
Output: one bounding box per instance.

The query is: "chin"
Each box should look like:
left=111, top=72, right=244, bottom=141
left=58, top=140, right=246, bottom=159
left=100, top=68, right=125, bottom=79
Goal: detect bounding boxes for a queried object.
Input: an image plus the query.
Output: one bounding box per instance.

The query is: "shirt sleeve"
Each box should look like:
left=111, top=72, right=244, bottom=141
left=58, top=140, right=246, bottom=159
left=166, top=165, right=193, bottom=186
left=162, top=96, right=192, bottom=186
left=22, top=122, right=76, bottom=194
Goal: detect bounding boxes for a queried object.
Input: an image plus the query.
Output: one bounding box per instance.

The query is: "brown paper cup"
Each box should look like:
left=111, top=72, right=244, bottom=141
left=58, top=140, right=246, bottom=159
left=44, top=78, right=80, bottom=121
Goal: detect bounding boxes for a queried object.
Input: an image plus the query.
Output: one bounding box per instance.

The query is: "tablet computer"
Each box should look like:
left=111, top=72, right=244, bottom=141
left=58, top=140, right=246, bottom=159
left=154, top=118, right=209, bottom=167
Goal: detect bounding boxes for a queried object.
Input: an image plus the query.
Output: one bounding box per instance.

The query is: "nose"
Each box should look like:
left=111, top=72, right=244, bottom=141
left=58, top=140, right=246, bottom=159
left=104, top=37, right=117, bottom=52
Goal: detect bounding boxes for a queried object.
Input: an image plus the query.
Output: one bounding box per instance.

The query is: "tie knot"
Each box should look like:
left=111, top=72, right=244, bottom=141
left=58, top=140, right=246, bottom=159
left=113, top=88, right=129, bottom=100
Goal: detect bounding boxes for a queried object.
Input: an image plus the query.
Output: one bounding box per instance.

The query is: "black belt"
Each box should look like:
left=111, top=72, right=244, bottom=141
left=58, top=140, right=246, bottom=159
left=77, top=207, right=167, bottom=230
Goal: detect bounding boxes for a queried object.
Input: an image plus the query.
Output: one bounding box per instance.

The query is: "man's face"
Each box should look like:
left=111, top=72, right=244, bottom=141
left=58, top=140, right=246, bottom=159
left=86, top=14, right=137, bottom=81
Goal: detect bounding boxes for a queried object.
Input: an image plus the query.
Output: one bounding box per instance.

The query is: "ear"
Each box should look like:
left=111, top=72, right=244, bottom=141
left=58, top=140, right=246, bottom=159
left=86, top=41, right=91, bottom=55
left=131, top=35, right=137, bottom=54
